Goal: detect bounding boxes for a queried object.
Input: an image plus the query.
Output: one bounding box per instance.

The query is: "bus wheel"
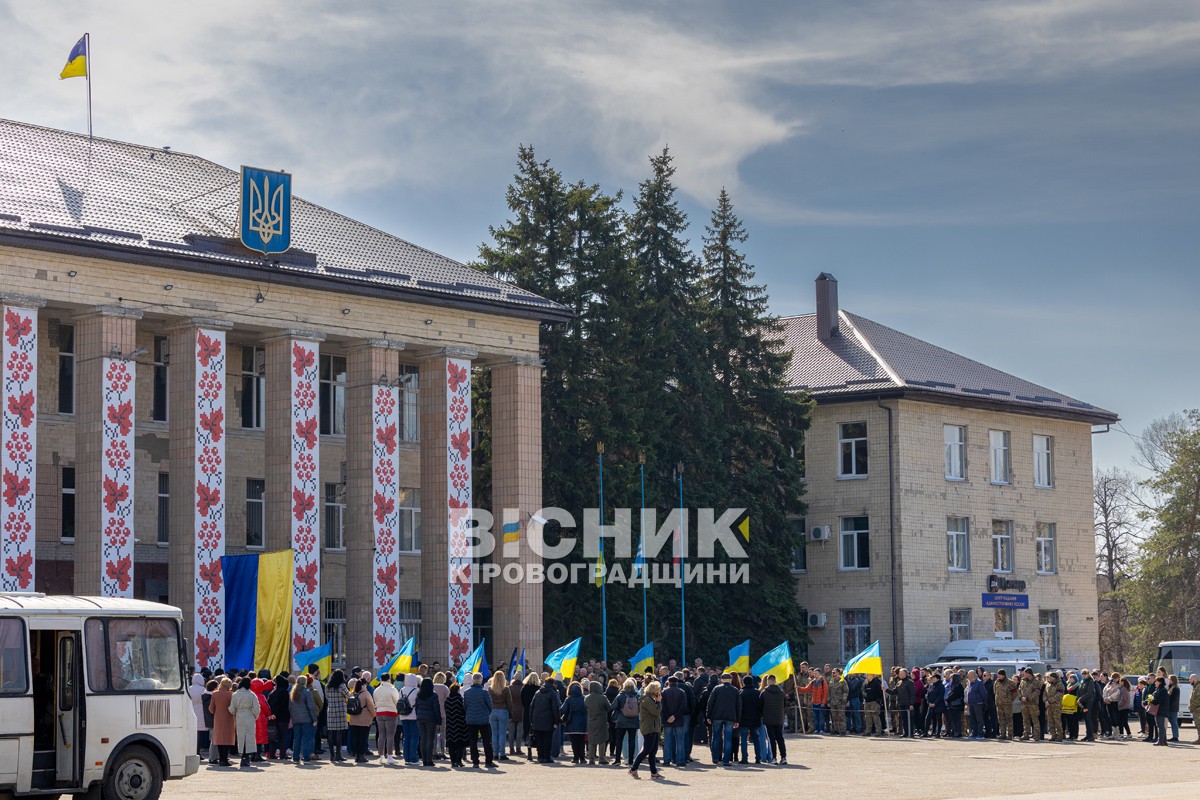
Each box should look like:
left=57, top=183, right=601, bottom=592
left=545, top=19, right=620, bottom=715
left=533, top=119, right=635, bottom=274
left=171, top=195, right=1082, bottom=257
left=103, top=746, right=162, bottom=800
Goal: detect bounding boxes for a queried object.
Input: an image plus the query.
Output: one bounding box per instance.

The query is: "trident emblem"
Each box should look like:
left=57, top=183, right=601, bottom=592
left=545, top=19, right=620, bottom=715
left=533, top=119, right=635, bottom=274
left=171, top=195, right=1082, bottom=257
left=248, top=174, right=284, bottom=244
left=240, top=166, right=292, bottom=255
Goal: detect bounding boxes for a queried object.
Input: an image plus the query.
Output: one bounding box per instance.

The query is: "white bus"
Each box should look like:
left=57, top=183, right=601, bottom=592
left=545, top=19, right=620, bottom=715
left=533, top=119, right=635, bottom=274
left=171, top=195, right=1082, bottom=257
left=1153, top=640, right=1198, bottom=724
left=0, top=594, right=199, bottom=800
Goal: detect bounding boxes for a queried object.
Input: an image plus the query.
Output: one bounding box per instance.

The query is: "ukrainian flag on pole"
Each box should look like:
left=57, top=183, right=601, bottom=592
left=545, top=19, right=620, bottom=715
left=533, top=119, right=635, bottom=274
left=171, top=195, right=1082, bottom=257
left=544, top=637, right=581, bottom=681
left=630, top=642, right=654, bottom=675
left=294, top=641, right=333, bottom=678
left=59, top=35, right=88, bottom=79
left=750, top=641, right=795, bottom=684
left=843, top=640, right=883, bottom=677
left=456, top=640, right=488, bottom=685
left=373, top=637, right=416, bottom=685
left=727, top=639, right=751, bottom=674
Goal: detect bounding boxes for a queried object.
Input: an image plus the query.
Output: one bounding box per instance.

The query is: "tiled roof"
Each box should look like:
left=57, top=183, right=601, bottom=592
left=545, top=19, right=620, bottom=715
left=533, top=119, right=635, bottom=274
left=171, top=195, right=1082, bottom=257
left=0, top=119, right=568, bottom=319
left=780, top=310, right=1117, bottom=423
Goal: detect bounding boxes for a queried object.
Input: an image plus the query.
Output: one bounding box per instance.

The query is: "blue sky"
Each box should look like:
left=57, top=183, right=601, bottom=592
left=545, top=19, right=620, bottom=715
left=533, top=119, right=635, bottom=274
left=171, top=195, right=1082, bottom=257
left=3, top=0, right=1197, bottom=473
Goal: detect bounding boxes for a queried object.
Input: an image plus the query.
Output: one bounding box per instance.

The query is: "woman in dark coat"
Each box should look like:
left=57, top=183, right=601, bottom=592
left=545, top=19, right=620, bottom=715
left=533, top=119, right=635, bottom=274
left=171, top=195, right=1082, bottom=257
left=585, top=680, right=611, bottom=764
left=415, top=677, right=443, bottom=767
left=267, top=674, right=291, bottom=759
left=444, top=683, right=470, bottom=767
left=605, top=678, right=620, bottom=760
left=528, top=679, right=562, bottom=763
left=520, top=673, right=540, bottom=761
left=561, top=681, right=588, bottom=763
left=924, top=674, right=945, bottom=737
left=944, top=673, right=965, bottom=738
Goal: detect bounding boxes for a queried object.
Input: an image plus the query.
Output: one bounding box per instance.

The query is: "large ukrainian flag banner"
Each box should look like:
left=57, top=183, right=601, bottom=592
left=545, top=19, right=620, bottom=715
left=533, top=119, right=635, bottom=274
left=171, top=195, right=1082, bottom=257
left=222, top=550, right=293, bottom=676
left=630, top=642, right=654, bottom=675
left=750, top=641, right=795, bottom=684
left=545, top=637, right=582, bottom=681
left=727, top=639, right=751, bottom=674
left=843, top=640, right=883, bottom=677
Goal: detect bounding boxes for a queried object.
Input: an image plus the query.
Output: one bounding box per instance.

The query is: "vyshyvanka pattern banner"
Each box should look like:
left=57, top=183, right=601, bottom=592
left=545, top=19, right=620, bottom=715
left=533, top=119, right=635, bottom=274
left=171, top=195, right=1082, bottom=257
left=290, top=341, right=320, bottom=654
left=100, top=358, right=135, bottom=597
left=1, top=306, right=37, bottom=591
left=446, top=358, right=472, bottom=665
left=193, top=329, right=227, bottom=669
left=371, top=384, right=402, bottom=672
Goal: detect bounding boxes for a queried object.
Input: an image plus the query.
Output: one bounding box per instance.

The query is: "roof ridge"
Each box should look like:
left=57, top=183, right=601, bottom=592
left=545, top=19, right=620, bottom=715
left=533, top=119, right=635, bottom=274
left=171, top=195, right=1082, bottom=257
left=0, top=117, right=217, bottom=168
left=839, top=310, right=904, bottom=388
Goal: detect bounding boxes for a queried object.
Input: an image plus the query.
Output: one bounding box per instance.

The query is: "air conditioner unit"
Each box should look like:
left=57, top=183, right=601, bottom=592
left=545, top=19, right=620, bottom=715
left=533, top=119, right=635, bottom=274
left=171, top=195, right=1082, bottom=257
left=810, top=525, right=831, bottom=542
left=807, top=612, right=828, bottom=629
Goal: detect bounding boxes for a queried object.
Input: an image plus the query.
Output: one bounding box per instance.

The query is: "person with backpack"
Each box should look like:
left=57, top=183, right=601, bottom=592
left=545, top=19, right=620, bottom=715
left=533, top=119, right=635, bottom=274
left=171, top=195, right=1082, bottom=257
left=398, top=673, right=421, bottom=764
left=373, top=673, right=401, bottom=765
left=628, top=680, right=663, bottom=780
left=346, top=675, right=376, bottom=764
left=610, top=677, right=642, bottom=767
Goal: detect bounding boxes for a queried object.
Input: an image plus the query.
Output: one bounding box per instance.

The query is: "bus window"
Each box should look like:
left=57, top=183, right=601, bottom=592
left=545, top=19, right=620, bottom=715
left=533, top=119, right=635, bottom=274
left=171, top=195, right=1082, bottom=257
left=0, top=618, right=28, bottom=694
left=106, top=619, right=181, bottom=692
left=85, top=619, right=108, bottom=691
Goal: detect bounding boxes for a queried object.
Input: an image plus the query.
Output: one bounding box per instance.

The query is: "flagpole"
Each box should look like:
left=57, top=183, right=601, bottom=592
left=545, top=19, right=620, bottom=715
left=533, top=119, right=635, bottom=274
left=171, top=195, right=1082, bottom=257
left=598, top=443, right=607, bottom=664
left=638, top=452, right=647, bottom=647
left=84, top=32, right=92, bottom=139
left=677, top=462, right=685, bottom=667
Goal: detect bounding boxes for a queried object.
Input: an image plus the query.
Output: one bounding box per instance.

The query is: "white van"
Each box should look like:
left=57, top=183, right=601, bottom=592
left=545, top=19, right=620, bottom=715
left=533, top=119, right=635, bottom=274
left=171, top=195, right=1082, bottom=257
left=936, top=639, right=1041, bottom=663
left=0, top=593, right=199, bottom=800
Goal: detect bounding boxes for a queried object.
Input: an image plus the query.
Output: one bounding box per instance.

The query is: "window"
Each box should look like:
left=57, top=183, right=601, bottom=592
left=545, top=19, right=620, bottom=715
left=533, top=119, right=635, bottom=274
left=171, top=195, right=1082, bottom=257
left=840, top=609, right=871, bottom=662
left=57, top=323, right=75, bottom=414
left=947, top=516, right=970, bottom=571
left=84, top=617, right=182, bottom=692
left=246, top=479, right=265, bottom=548
left=789, top=517, right=807, bottom=572
left=991, top=520, right=1013, bottom=573
left=989, top=430, right=1010, bottom=484
left=838, top=422, right=868, bottom=477
left=399, top=365, right=419, bottom=441
left=1038, top=610, right=1060, bottom=661
left=152, top=335, right=169, bottom=422
left=1036, top=522, right=1057, bottom=574
left=61, top=467, right=76, bottom=542
left=1034, top=435, right=1054, bottom=488
left=839, top=516, right=870, bottom=570
left=0, top=618, right=28, bottom=695
left=324, top=482, right=345, bottom=551
left=324, top=599, right=346, bottom=669
left=156, top=473, right=170, bottom=545
left=944, top=425, right=966, bottom=480
left=995, top=608, right=1015, bottom=638
left=319, top=354, right=347, bottom=436
left=240, top=346, right=266, bottom=430
left=398, top=600, right=422, bottom=645
left=949, top=608, right=971, bottom=642
left=399, top=488, right=421, bottom=553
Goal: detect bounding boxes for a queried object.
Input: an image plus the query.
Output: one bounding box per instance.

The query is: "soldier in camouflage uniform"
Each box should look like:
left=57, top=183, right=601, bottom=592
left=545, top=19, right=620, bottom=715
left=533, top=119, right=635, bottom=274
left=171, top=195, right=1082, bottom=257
left=992, top=669, right=1017, bottom=740
left=1043, top=672, right=1065, bottom=741
left=1018, top=669, right=1043, bottom=740
left=828, top=669, right=849, bottom=735
left=794, top=663, right=813, bottom=734
left=887, top=667, right=902, bottom=734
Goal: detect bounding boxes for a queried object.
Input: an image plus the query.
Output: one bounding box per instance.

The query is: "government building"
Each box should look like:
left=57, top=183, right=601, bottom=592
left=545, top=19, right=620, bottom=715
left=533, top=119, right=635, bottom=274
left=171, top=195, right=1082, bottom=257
left=784, top=274, right=1115, bottom=669
left=0, top=119, right=563, bottom=673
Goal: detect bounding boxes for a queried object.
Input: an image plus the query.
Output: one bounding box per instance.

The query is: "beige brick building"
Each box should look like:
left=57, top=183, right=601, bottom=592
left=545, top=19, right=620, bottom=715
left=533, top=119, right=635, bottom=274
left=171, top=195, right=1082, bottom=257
left=783, top=274, right=1114, bottom=670
left=0, top=119, right=563, bottom=674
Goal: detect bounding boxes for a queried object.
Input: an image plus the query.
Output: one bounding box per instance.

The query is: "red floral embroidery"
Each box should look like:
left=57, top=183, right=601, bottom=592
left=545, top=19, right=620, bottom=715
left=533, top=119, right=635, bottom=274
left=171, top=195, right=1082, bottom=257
left=450, top=430, right=471, bottom=461
left=107, top=401, right=134, bottom=436
left=292, top=343, right=315, bottom=377
left=295, top=418, right=318, bottom=449
left=376, top=423, right=398, bottom=455
left=6, top=391, right=34, bottom=428
left=449, top=631, right=471, bottom=662
left=447, top=361, right=468, bottom=392
left=195, top=634, right=221, bottom=667
left=296, top=562, right=318, bottom=593
left=102, top=476, right=129, bottom=513
left=2, top=471, right=30, bottom=507
left=199, top=408, right=225, bottom=443
left=4, top=309, right=32, bottom=346
left=105, top=556, right=133, bottom=593
left=293, top=634, right=316, bottom=655
left=374, top=633, right=397, bottom=667
left=198, top=560, right=223, bottom=592
left=292, top=488, right=315, bottom=521
left=196, top=483, right=222, bottom=516
left=4, top=550, right=32, bottom=588
left=377, top=563, right=398, bottom=595
left=373, top=491, right=395, bottom=524
left=197, top=332, right=223, bottom=367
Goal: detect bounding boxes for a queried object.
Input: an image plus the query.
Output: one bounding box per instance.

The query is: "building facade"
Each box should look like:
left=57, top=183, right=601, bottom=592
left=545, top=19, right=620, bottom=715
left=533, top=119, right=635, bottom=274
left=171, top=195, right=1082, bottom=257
left=784, top=274, right=1114, bottom=669
left=0, top=120, right=566, bottom=674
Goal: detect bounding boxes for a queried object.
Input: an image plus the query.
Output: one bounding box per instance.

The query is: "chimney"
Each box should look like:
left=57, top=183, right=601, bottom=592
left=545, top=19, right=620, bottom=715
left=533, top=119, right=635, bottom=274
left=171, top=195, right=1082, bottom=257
left=815, top=272, right=839, bottom=341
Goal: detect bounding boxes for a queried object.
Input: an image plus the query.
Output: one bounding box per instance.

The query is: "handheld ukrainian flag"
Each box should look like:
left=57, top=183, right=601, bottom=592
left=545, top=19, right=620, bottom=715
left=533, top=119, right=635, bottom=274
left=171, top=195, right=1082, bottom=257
left=843, top=640, right=883, bottom=677
left=373, top=637, right=416, bottom=685
left=727, top=639, right=751, bottom=674
left=509, top=648, right=526, bottom=681
left=294, top=640, right=333, bottom=678
left=59, top=35, right=88, bottom=79
left=221, top=550, right=294, bottom=677
left=632, top=540, right=646, bottom=579
left=544, top=637, right=581, bottom=681
left=456, top=639, right=488, bottom=685
left=630, top=642, right=654, bottom=675
left=750, top=641, right=795, bottom=684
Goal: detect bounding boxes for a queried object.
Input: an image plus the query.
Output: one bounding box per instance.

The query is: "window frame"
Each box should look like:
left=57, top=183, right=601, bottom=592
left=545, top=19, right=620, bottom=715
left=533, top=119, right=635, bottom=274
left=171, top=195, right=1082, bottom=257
left=83, top=616, right=183, bottom=695
left=245, top=478, right=266, bottom=549
left=838, top=421, right=869, bottom=479
left=398, top=488, right=421, bottom=554
left=240, top=345, right=266, bottom=431
left=991, top=519, right=1013, bottom=574
left=989, top=429, right=1011, bottom=485
left=949, top=608, right=972, bottom=642
left=60, top=466, right=76, bottom=543
left=1035, top=522, right=1057, bottom=575
left=57, top=323, right=76, bottom=415
left=994, top=608, right=1016, bottom=639
left=839, top=515, right=870, bottom=571
left=946, top=516, right=970, bottom=572
left=399, top=364, right=420, bottom=442
left=323, top=482, right=346, bottom=552
left=1038, top=609, right=1060, bottom=661
left=789, top=516, right=807, bottom=573
left=318, top=353, right=348, bottom=437
left=156, top=473, right=170, bottom=546
left=1033, top=434, right=1054, bottom=488
left=0, top=617, right=29, bottom=696
left=944, top=424, right=966, bottom=481
left=840, top=608, right=872, bottom=663
left=324, top=598, right=347, bottom=669
left=398, top=600, right=422, bottom=645
left=152, top=335, right=169, bottom=423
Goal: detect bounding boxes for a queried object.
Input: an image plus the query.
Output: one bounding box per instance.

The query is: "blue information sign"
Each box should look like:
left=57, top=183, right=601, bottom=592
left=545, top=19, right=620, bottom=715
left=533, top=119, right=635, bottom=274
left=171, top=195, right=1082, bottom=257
left=982, top=592, right=1029, bottom=609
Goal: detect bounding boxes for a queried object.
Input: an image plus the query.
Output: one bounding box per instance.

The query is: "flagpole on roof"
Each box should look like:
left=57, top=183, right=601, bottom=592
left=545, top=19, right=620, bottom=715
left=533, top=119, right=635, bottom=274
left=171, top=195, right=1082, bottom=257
left=85, top=32, right=92, bottom=139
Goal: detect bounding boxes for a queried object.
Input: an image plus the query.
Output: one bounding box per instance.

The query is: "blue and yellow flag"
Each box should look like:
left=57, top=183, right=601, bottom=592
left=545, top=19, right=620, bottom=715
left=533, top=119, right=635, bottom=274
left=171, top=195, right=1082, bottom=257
left=594, top=550, right=605, bottom=587
left=632, top=541, right=646, bottom=579
left=456, top=640, right=488, bottom=685
left=751, top=641, right=795, bottom=684
left=294, top=641, right=333, bottom=678
left=727, top=639, right=751, bottom=674
left=374, top=637, right=416, bottom=685
left=630, top=642, right=654, bottom=675
left=221, top=550, right=294, bottom=677
left=508, top=648, right=526, bottom=681
left=544, top=637, right=581, bottom=681
left=60, top=35, right=88, bottom=80
left=843, top=640, right=883, bottom=677
left=502, top=520, right=520, bottom=544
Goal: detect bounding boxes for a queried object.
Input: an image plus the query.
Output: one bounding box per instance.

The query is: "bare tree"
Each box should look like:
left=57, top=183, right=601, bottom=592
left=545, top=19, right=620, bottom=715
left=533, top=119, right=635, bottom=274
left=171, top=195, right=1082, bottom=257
left=1095, top=467, right=1139, bottom=667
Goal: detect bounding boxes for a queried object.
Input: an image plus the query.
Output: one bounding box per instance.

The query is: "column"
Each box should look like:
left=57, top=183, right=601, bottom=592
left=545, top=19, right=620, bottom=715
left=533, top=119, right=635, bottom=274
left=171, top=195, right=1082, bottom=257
left=0, top=295, right=44, bottom=592
left=420, top=348, right=476, bottom=667
left=168, top=319, right=233, bottom=669
left=490, top=357, right=544, bottom=668
left=345, top=339, right=403, bottom=673
left=73, top=305, right=142, bottom=597
left=265, top=330, right=325, bottom=655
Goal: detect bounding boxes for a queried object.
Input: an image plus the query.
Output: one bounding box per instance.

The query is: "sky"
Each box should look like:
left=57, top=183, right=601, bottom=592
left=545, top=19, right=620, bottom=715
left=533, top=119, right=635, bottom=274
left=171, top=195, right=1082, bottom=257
left=2, top=0, right=1197, bottom=474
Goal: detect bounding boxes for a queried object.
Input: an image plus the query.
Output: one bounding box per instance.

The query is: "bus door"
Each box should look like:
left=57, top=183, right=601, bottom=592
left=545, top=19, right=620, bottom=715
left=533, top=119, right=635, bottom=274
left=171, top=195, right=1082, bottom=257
left=55, top=631, right=81, bottom=785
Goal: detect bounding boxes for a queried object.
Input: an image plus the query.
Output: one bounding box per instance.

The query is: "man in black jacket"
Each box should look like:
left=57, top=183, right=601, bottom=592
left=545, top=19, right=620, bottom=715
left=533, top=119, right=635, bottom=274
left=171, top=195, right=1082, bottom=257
left=678, top=672, right=697, bottom=762
left=661, top=676, right=689, bottom=767
left=863, top=675, right=885, bottom=736
left=887, top=669, right=916, bottom=737
left=706, top=673, right=741, bottom=767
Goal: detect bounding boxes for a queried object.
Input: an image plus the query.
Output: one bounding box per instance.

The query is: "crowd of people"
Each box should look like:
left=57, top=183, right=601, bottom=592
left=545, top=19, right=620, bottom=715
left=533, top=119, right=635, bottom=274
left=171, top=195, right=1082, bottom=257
left=188, top=656, right=1200, bottom=778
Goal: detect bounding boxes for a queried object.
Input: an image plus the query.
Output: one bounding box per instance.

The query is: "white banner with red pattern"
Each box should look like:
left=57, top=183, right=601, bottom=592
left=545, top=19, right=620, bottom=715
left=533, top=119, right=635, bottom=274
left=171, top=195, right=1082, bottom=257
left=100, top=358, right=135, bottom=597
left=1, top=306, right=37, bottom=591
left=446, top=357, right=472, bottom=665
left=371, top=384, right=401, bottom=672
left=193, top=329, right=226, bottom=669
left=290, top=341, right=320, bottom=655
